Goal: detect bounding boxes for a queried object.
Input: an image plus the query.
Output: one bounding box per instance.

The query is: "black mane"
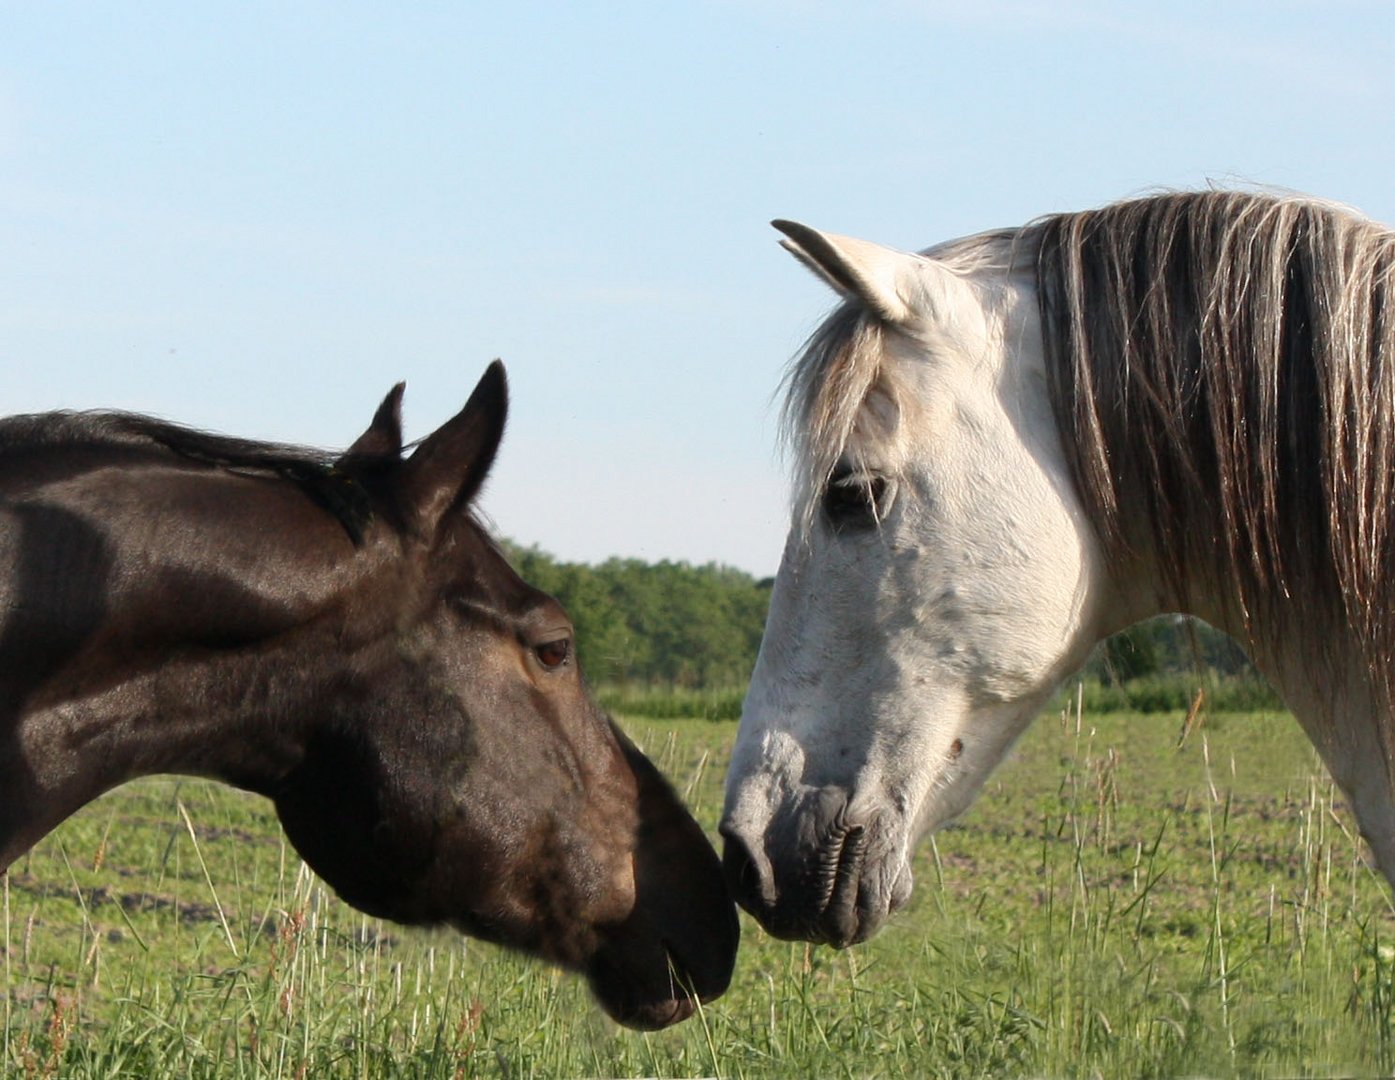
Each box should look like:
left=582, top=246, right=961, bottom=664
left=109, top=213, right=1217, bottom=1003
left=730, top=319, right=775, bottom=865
left=0, top=410, right=377, bottom=544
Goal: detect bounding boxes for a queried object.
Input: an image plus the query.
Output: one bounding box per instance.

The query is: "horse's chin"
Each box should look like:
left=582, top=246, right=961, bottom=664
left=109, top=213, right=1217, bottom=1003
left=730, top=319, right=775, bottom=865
left=583, top=940, right=711, bottom=1031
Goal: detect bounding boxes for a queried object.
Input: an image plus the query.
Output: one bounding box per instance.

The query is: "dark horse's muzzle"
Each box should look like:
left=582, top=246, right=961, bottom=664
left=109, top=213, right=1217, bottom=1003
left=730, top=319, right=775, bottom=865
left=586, top=728, right=740, bottom=1029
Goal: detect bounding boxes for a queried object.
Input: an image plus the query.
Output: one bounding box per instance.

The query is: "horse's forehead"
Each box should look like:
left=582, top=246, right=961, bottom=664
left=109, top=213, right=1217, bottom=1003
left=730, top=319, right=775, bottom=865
left=426, top=530, right=558, bottom=626
left=858, top=320, right=1018, bottom=448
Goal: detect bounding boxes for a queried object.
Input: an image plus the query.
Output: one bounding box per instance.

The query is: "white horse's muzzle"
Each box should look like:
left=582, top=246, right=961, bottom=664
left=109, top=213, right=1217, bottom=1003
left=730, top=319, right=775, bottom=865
left=719, top=787, right=912, bottom=946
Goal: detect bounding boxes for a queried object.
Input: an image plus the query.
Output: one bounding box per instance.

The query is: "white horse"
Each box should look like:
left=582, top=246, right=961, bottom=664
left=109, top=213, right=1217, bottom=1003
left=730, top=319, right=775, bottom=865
left=721, top=191, right=1395, bottom=947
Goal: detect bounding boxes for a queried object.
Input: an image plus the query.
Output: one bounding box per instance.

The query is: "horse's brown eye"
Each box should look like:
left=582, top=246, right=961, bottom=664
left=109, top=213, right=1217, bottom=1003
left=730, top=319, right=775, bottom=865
left=534, top=638, right=571, bottom=670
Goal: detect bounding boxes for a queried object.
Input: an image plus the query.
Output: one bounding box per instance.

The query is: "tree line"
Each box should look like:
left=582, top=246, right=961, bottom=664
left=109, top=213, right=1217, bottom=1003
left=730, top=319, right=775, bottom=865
left=504, top=541, right=1271, bottom=702
left=502, top=542, right=772, bottom=688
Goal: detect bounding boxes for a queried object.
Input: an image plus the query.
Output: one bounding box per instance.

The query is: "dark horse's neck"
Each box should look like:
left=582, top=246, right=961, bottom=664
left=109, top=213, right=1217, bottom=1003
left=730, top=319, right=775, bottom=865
left=0, top=638, right=335, bottom=868
left=0, top=431, right=392, bottom=871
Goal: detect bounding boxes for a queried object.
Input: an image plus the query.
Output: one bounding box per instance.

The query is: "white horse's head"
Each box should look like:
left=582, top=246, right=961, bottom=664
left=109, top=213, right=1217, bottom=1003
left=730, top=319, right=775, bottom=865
left=721, top=222, right=1125, bottom=945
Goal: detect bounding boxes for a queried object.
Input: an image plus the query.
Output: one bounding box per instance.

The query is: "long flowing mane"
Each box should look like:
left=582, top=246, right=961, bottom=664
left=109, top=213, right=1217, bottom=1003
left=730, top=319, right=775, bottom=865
left=1031, top=191, right=1395, bottom=736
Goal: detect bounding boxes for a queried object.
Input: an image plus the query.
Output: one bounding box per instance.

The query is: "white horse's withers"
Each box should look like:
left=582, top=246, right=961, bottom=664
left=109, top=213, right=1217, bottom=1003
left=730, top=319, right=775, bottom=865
left=721, top=192, right=1395, bottom=947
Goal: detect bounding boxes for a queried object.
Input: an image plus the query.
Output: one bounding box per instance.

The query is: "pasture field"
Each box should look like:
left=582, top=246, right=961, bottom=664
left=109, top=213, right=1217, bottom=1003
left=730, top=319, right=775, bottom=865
left=4, top=697, right=1394, bottom=1078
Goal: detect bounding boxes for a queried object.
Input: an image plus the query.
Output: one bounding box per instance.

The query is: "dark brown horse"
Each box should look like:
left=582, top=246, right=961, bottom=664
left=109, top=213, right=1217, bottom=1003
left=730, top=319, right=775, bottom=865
left=0, top=362, right=737, bottom=1029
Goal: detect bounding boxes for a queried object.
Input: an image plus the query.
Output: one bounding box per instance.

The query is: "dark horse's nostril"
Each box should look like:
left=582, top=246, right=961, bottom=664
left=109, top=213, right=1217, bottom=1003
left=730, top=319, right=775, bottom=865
left=720, top=827, right=771, bottom=914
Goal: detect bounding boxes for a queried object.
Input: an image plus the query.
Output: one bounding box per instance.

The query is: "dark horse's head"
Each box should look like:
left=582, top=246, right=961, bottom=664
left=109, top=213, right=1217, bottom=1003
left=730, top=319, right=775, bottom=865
left=266, top=364, right=737, bottom=1028
left=0, top=363, right=735, bottom=1030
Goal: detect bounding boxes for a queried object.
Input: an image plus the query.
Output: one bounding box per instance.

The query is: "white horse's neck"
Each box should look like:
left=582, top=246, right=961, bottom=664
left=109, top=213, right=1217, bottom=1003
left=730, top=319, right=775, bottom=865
left=1246, top=621, right=1395, bottom=877
left=1126, top=560, right=1395, bottom=881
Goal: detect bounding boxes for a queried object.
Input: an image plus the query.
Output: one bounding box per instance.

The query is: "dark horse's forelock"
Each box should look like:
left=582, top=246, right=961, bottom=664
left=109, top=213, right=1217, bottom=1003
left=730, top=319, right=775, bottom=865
left=1031, top=191, right=1395, bottom=754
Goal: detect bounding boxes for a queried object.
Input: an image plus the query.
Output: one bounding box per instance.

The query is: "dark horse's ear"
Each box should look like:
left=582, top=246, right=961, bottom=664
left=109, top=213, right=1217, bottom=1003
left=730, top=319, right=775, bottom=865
left=340, top=383, right=406, bottom=463
left=399, top=361, right=508, bottom=536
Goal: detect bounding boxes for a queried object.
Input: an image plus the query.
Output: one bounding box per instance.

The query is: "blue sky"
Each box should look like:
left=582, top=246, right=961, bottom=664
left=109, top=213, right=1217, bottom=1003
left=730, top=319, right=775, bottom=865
left=4, top=2, right=1394, bottom=575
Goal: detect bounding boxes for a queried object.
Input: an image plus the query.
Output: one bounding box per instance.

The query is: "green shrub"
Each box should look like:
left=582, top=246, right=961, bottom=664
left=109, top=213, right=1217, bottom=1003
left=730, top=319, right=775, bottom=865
left=1053, top=672, right=1283, bottom=715
left=596, top=683, right=745, bottom=721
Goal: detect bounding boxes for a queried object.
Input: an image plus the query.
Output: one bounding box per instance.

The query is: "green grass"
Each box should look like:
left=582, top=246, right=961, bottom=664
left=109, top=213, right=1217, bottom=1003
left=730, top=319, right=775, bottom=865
left=5, top=697, right=1395, bottom=1077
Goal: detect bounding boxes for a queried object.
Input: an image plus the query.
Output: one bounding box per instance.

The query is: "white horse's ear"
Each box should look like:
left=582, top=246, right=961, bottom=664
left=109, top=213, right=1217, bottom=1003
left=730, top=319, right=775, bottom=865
left=773, top=220, right=922, bottom=324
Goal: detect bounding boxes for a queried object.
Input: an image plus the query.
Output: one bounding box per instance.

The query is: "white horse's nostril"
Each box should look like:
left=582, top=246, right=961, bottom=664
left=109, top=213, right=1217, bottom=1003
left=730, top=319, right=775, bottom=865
left=719, top=823, right=775, bottom=912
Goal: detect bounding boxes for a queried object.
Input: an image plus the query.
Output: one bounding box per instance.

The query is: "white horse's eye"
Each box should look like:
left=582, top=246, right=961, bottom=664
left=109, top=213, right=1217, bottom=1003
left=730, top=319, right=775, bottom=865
left=822, top=472, right=889, bottom=530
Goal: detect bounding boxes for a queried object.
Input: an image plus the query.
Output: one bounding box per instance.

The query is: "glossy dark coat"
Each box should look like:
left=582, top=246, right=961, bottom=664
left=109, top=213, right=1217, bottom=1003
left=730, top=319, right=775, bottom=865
left=0, top=363, right=737, bottom=1029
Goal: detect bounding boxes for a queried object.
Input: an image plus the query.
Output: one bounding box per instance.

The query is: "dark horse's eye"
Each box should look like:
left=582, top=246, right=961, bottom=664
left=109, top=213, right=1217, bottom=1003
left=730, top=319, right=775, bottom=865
left=822, top=470, right=889, bottom=530
left=534, top=637, right=572, bottom=670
